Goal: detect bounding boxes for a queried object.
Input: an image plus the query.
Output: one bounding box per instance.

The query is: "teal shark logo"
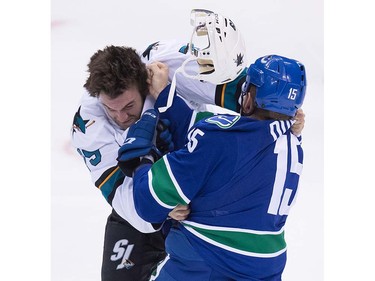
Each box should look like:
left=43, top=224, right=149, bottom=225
left=72, top=106, right=94, bottom=134
left=142, top=41, right=160, bottom=60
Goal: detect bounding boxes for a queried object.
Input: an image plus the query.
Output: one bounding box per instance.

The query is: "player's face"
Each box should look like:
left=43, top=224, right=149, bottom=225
left=241, top=86, right=256, bottom=116
left=99, top=87, right=144, bottom=130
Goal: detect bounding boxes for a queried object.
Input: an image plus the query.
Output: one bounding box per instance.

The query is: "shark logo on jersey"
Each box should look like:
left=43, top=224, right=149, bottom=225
left=142, top=41, right=160, bottom=60
left=178, top=44, right=189, bottom=54
left=179, top=43, right=198, bottom=55
left=72, top=106, right=95, bottom=134
left=235, top=53, right=244, bottom=67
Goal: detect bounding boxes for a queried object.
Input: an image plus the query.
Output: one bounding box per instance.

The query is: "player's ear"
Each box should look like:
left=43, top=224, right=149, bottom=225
left=242, top=87, right=255, bottom=115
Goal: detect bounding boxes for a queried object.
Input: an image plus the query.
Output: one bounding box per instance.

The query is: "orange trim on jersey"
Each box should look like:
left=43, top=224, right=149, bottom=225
left=98, top=166, right=120, bottom=189
left=220, top=83, right=227, bottom=107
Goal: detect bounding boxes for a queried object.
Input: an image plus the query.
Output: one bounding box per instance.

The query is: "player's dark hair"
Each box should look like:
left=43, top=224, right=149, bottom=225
left=84, top=46, right=148, bottom=100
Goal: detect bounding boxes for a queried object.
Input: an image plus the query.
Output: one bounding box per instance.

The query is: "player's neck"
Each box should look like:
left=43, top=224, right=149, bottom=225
left=250, top=108, right=291, bottom=121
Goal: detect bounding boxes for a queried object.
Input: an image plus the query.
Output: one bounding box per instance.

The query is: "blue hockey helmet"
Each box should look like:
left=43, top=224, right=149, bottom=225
left=241, top=55, right=306, bottom=116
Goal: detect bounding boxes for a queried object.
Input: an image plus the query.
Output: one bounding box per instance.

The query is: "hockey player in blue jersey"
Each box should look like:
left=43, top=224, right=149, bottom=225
left=117, top=54, right=307, bottom=280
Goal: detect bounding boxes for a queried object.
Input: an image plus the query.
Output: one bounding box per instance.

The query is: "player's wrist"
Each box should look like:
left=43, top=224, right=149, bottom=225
left=141, top=154, right=155, bottom=164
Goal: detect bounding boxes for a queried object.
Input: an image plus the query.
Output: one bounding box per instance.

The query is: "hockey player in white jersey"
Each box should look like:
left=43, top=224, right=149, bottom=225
left=71, top=9, right=249, bottom=281
left=117, top=54, right=307, bottom=280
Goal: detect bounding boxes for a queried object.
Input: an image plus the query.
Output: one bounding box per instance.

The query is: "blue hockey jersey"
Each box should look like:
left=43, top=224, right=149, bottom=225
left=132, top=88, right=304, bottom=279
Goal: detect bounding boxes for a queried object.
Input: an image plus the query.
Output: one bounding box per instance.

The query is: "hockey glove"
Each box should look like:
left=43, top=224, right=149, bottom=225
left=117, top=109, right=161, bottom=177
left=156, top=118, right=174, bottom=154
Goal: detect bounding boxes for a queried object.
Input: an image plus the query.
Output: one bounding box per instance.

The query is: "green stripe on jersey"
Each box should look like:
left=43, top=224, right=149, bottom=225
left=151, top=159, right=189, bottom=206
left=195, top=111, right=214, bottom=123
left=182, top=222, right=286, bottom=257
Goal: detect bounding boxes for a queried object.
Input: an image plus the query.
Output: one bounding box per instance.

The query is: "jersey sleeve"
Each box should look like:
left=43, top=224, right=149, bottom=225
left=139, top=39, right=247, bottom=112
left=140, top=40, right=191, bottom=82
left=71, top=93, right=125, bottom=203
left=111, top=176, right=162, bottom=233
left=132, top=120, right=235, bottom=223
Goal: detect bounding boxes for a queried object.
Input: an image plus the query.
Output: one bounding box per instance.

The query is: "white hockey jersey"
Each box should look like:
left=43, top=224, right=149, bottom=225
left=71, top=39, right=246, bottom=233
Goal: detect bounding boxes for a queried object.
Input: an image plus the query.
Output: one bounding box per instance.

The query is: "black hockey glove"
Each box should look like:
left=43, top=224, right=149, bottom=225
left=156, top=118, right=174, bottom=154
left=117, top=109, right=162, bottom=177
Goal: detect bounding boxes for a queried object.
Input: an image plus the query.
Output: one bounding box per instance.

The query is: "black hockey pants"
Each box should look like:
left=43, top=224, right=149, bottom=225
left=101, top=209, right=166, bottom=281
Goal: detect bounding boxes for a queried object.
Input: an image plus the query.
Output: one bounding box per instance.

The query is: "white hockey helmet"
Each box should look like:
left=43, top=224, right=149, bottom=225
left=181, top=9, right=247, bottom=84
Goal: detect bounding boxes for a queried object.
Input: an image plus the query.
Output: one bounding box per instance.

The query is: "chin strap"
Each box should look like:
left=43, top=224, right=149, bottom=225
left=158, top=65, right=183, bottom=113
left=158, top=54, right=200, bottom=113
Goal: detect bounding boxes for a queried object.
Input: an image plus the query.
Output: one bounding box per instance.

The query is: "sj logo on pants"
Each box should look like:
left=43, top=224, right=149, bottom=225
left=110, top=239, right=135, bottom=270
